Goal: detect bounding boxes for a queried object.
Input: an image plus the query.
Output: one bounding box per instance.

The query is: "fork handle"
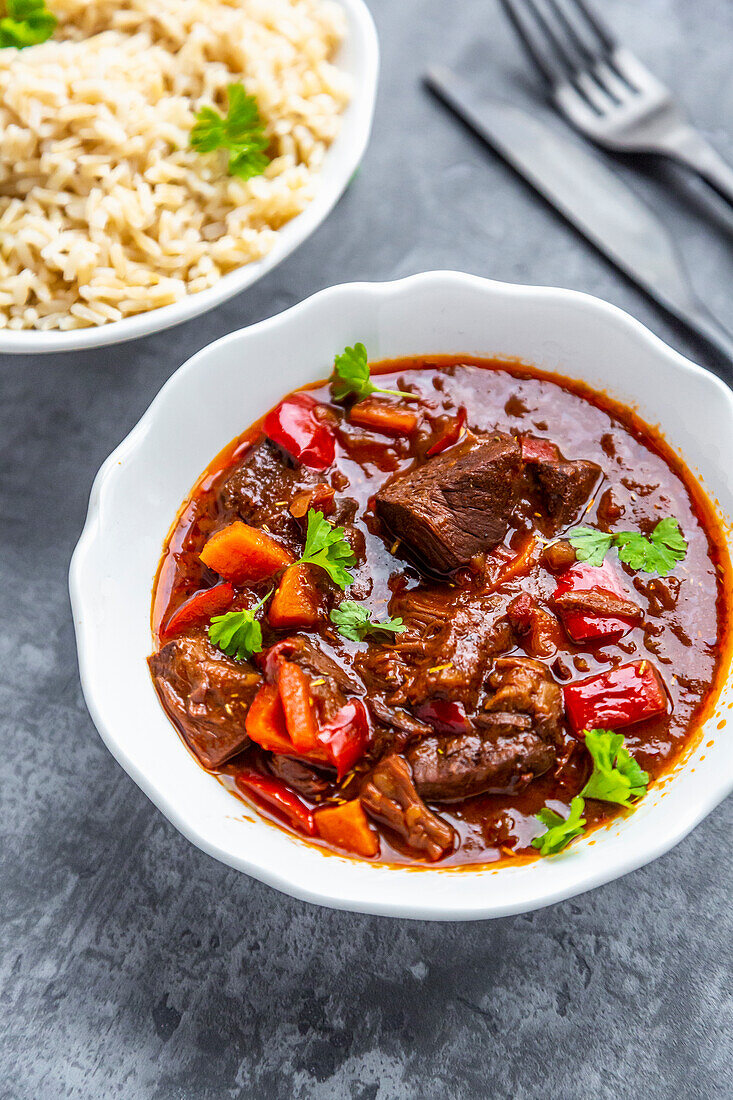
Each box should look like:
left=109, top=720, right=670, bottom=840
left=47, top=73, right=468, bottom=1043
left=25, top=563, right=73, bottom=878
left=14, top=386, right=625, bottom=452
left=661, top=125, right=733, bottom=207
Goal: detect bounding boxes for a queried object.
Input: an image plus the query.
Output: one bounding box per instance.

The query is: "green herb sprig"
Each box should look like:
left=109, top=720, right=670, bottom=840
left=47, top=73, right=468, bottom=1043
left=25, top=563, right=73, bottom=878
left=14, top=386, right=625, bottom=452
left=297, top=510, right=356, bottom=590
left=568, top=517, right=687, bottom=576
left=190, top=83, right=270, bottom=180
left=0, top=0, right=56, bottom=48
left=330, top=600, right=406, bottom=642
left=330, top=343, right=418, bottom=403
left=208, top=591, right=271, bottom=661
left=580, top=729, right=649, bottom=807
left=531, top=796, right=586, bottom=856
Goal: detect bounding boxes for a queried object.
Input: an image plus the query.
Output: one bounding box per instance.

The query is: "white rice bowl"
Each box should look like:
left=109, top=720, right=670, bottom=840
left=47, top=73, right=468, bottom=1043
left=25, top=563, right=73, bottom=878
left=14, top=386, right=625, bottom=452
left=0, top=0, right=351, bottom=330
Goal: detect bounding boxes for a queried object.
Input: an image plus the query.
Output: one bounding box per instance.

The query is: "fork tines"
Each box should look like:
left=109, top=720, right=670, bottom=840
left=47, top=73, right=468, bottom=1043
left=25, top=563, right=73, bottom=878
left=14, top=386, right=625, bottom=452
left=499, top=0, right=632, bottom=107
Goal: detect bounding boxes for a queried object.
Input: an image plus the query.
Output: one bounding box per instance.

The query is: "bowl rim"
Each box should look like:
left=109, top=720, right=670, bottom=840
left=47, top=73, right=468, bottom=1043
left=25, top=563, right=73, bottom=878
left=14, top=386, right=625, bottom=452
left=0, top=0, right=379, bottom=355
left=69, top=271, right=733, bottom=919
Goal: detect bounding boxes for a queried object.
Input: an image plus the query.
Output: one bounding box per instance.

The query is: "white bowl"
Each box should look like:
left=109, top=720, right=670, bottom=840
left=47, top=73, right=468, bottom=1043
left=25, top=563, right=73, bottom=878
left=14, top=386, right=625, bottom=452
left=70, top=272, right=733, bottom=920
left=0, top=0, right=378, bottom=356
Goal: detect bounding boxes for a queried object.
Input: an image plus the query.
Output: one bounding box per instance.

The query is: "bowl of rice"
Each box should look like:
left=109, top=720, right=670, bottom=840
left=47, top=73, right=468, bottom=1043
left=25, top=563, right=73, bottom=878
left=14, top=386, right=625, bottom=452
left=0, top=0, right=378, bottom=352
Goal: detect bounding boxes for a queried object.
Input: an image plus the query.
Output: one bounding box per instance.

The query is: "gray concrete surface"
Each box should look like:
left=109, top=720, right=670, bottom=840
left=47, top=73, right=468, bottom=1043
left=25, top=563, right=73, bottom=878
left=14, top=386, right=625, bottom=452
left=2, top=1, right=732, bottom=1096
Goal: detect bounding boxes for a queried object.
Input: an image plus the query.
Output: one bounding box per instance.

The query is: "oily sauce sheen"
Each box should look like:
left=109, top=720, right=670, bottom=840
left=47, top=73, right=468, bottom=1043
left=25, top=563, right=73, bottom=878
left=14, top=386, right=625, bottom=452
left=150, top=357, right=731, bottom=867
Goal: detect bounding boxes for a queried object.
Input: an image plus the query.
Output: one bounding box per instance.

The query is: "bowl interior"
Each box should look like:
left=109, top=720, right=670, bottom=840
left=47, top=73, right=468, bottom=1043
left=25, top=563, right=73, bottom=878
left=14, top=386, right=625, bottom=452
left=0, top=0, right=378, bottom=354
left=71, top=273, right=733, bottom=918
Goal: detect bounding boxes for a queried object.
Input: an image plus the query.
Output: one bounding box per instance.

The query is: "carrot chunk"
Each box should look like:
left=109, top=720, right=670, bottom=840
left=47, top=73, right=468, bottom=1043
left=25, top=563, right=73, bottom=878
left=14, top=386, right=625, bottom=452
left=268, top=564, right=320, bottom=629
left=245, top=684, right=294, bottom=755
left=316, top=799, right=380, bottom=858
left=349, top=400, right=419, bottom=437
left=278, top=661, right=320, bottom=752
left=200, top=521, right=293, bottom=584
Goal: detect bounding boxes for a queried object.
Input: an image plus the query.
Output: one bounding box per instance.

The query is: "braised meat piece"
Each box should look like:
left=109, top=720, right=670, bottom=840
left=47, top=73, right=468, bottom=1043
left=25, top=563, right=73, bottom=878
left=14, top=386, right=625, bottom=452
left=522, top=435, right=601, bottom=527
left=360, top=755, right=455, bottom=861
left=221, top=438, right=317, bottom=552
left=407, top=658, right=562, bottom=801
left=148, top=630, right=262, bottom=768
left=367, top=699, right=431, bottom=743
left=399, top=594, right=513, bottom=708
left=408, top=727, right=556, bottom=801
left=268, top=755, right=333, bottom=799
left=551, top=589, right=642, bottom=621
left=375, top=432, right=522, bottom=573
left=507, top=593, right=561, bottom=658
left=484, top=657, right=563, bottom=745
left=535, top=459, right=601, bottom=526
left=357, top=584, right=513, bottom=710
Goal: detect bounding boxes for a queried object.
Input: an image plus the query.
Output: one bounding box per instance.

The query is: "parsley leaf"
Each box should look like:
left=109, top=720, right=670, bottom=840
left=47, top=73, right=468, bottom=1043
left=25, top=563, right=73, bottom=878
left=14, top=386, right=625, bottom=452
left=297, top=510, right=356, bottom=590
left=580, top=728, right=649, bottom=807
left=531, top=796, right=586, bottom=856
left=567, top=517, right=687, bottom=576
left=568, top=526, right=613, bottom=567
left=0, top=0, right=56, bottom=48
left=330, top=343, right=418, bottom=403
left=190, top=83, right=270, bottom=180
left=615, top=517, right=688, bottom=577
left=208, top=591, right=270, bottom=661
left=330, top=600, right=406, bottom=642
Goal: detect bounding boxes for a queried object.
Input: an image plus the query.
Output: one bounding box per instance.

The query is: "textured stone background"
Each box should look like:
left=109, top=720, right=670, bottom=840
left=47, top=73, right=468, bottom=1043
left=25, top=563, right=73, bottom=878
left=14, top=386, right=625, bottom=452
left=2, top=1, right=732, bottom=1097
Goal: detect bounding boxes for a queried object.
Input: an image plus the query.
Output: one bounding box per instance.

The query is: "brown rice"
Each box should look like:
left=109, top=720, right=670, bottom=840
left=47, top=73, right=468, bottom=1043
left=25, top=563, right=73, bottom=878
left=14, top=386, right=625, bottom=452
left=0, top=0, right=350, bottom=330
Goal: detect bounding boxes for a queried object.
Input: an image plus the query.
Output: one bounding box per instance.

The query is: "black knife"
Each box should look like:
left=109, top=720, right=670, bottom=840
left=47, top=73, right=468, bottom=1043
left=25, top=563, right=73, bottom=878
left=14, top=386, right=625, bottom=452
left=426, top=66, right=733, bottom=369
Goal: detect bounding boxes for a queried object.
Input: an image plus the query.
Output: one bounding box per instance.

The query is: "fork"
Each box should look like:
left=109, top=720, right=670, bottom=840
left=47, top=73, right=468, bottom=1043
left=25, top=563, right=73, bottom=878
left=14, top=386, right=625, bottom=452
left=499, top=0, right=733, bottom=206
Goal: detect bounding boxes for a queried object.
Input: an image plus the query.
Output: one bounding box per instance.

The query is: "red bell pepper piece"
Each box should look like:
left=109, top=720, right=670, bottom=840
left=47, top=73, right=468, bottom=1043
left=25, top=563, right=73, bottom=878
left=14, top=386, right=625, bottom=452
left=426, top=408, right=467, bottom=456
left=160, top=582, right=235, bottom=639
left=415, top=699, right=470, bottom=734
left=263, top=392, right=335, bottom=470
left=520, top=435, right=562, bottom=463
left=256, top=639, right=296, bottom=681
left=554, top=561, right=635, bottom=644
left=564, top=659, right=668, bottom=735
left=253, top=645, right=368, bottom=776
left=278, top=660, right=320, bottom=752
left=235, top=768, right=317, bottom=836
left=317, top=700, right=370, bottom=778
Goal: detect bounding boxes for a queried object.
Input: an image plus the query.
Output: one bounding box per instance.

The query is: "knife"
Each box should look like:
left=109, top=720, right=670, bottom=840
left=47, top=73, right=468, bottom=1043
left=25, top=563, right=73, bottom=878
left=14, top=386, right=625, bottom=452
left=426, top=66, right=733, bottom=370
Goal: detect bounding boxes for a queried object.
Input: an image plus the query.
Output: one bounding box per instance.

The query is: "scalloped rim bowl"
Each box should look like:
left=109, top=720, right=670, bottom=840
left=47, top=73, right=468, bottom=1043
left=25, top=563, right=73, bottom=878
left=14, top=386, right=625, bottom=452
left=70, top=272, right=733, bottom=919
left=0, top=0, right=378, bottom=355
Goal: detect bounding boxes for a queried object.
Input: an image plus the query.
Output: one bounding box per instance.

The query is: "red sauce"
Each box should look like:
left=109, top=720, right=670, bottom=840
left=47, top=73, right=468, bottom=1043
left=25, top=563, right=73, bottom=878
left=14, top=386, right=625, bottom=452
left=150, top=357, right=732, bottom=867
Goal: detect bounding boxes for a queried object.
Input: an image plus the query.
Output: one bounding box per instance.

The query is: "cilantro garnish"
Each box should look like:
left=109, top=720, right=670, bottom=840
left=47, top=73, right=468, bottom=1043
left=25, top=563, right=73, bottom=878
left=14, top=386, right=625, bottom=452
left=330, top=343, right=418, bottom=403
left=568, top=517, right=687, bottom=576
left=190, top=83, right=270, bottom=180
left=208, top=592, right=270, bottom=661
left=580, top=729, right=649, bottom=807
left=0, top=0, right=56, bottom=48
left=566, top=526, right=613, bottom=568
left=614, top=517, right=688, bottom=575
left=531, top=796, right=586, bottom=856
left=297, top=510, right=356, bottom=590
left=330, top=600, right=406, bottom=642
